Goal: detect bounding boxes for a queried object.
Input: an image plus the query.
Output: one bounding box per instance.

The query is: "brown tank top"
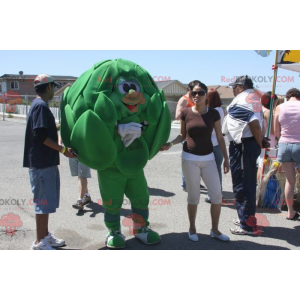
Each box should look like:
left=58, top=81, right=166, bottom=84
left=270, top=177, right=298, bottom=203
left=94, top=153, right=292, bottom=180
left=183, top=95, right=195, bottom=107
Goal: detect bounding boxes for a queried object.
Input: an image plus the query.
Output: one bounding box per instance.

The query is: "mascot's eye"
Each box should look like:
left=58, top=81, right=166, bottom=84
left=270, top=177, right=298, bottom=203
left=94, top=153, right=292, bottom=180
left=122, top=83, right=130, bottom=93
left=118, top=80, right=141, bottom=94
left=129, top=83, right=138, bottom=91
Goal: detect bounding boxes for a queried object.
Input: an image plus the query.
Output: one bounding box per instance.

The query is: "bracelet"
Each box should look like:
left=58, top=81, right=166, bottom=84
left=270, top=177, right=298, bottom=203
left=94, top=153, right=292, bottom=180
left=61, top=147, right=66, bottom=154
left=170, top=142, right=174, bottom=147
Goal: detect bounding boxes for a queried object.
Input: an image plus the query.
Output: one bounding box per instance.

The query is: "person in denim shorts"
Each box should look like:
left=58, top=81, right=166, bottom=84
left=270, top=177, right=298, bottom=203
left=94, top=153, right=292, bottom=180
left=274, top=88, right=300, bottom=221
left=23, top=74, right=77, bottom=250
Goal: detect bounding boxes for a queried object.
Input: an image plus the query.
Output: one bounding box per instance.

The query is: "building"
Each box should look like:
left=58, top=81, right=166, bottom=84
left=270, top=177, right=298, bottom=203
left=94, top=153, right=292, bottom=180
left=156, top=80, right=188, bottom=119
left=0, top=73, right=235, bottom=119
left=156, top=80, right=234, bottom=119
left=0, top=74, right=77, bottom=100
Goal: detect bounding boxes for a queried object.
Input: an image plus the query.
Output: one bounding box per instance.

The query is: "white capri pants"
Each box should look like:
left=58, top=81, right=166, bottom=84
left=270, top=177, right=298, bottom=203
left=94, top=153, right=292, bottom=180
left=182, top=158, right=222, bottom=205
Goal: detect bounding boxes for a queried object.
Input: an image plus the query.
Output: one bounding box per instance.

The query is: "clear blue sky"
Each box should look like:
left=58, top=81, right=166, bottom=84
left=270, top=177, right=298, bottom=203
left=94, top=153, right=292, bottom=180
left=1, top=50, right=299, bottom=95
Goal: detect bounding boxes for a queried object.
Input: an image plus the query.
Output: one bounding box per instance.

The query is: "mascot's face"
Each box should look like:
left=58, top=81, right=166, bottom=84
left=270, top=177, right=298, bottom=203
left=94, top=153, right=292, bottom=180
left=116, top=77, right=146, bottom=113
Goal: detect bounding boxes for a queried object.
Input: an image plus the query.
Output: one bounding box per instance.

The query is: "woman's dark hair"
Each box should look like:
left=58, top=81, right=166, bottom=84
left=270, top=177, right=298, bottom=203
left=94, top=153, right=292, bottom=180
left=35, top=82, right=54, bottom=96
left=263, top=91, right=278, bottom=109
left=286, top=88, right=300, bottom=100
left=188, top=80, right=208, bottom=93
left=207, top=88, right=222, bottom=108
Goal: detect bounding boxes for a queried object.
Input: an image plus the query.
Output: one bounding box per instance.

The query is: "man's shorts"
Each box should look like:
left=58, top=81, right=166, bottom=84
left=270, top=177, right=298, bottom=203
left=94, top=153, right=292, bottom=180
left=29, top=166, right=60, bottom=214
left=69, top=158, right=91, bottom=178
left=278, top=143, right=300, bottom=164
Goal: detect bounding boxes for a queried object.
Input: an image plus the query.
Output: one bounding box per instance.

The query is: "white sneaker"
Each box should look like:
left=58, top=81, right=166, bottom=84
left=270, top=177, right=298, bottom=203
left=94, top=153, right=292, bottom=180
left=44, top=232, right=65, bottom=247
left=31, top=239, right=55, bottom=250
left=105, top=229, right=126, bottom=249
left=134, top=227, right=161, bottom=245
left=210, top=230, right=230, bottom=242
left=188, top=231, right=199, bottom=242
left=230, top=226, right=259, bottom=235
left=233, top=219, right=241, bottom=226
left=205, top=196, right=211, bottom=203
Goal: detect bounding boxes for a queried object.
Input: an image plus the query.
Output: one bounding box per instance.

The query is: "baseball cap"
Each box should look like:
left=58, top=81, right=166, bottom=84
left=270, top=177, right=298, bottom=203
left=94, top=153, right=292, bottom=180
left=229, top=75, right=253, bottom=87
left=261, top=93, right=270, bottom=105
left=33, top=74, right=59, bottom=88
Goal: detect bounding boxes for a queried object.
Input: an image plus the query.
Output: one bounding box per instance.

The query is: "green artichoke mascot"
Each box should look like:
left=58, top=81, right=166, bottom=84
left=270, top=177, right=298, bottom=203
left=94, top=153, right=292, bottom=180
left=61, top=59, right=171, bottom=249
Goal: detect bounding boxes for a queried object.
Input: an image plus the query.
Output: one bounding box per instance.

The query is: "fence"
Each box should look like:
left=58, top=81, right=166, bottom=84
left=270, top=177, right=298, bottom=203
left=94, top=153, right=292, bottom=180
left=0, top=95, right=61, bottom=122
left=1, top=94, right=228, bottom=122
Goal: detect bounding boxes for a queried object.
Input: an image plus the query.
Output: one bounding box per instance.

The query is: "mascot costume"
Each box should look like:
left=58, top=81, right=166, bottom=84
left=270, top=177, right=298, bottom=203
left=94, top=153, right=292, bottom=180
left=60, top=59, right=171, bottom=248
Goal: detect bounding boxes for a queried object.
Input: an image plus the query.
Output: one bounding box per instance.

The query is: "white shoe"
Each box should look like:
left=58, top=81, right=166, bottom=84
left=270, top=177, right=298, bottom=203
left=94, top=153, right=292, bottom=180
left=210, top=230, right=230, bottom=242
left=44, top=232, right=65, bottom=247
left=105, top=229, right=126, bottom=249
left=205, top=196, right=211, bottom=203
left=233, top=219, right=241, bottom=226
left=31, top=239, right=55, bottom=250
left=230, top=226, right=259, bottom=235
left=188, top=231, right=199, bottom=242
left=134, top=227, right=161, bottom=245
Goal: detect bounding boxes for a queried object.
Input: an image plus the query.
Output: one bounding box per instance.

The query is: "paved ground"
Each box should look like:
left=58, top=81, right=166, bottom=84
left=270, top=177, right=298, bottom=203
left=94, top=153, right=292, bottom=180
left=0, top=119, right=299, bottom=250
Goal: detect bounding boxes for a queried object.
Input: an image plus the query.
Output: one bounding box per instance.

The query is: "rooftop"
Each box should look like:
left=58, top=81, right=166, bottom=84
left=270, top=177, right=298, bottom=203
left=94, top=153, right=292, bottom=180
left=0, top=74, right=78, bottom=80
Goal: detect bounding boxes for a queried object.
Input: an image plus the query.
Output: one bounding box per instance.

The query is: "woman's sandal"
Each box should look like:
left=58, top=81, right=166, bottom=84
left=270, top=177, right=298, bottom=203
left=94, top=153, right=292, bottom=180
left=286, top=212, right=300, bottom=221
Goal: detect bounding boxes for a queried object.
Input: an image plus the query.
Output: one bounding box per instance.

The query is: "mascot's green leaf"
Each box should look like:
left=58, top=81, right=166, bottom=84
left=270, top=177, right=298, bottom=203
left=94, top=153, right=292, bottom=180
left=142, top=124, right=157, bottom=150
left=108, top=92, right=128, bottom=120
left=60, top=104, right=75, bottom=147
left=114, top=135, right=149, bottom=176
left=70, top=110, right=117, bottom=170
left=149, top=92, right=171, bottom=159
left=93, top=59, right=112, bottom=70
left=61, top=86, right=70, bottom=112
left=135, top=66, right=158, bottom=96
left=118, top=115, right=140, bottom=124
left=147, top=93, right=162, bottom=125
left=94, top=93, right=118, bottom=127
left=72, top=95, right=89, bottom=121
left=67, top=68, right=93, bottom=108
left=84, top=62, right=117, bottom=108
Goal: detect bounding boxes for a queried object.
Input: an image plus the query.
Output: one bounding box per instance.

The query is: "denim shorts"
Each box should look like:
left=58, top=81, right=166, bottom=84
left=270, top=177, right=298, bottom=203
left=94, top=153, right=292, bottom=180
left=277, top=143, right=300, bottom=164
left=69, top=158, right=91, bottom=178
left=29, top=166, right=60, bottom=214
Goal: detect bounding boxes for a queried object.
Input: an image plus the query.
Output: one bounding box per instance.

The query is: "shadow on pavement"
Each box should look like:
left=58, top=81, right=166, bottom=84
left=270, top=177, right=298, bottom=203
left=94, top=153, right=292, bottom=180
left=262, top=225, right=300, bottom=247
left=74, top=201, right=132, bottom=218
left=98, top=232, right=290, bottom=250
left=148, top=187, right=175, bottom=197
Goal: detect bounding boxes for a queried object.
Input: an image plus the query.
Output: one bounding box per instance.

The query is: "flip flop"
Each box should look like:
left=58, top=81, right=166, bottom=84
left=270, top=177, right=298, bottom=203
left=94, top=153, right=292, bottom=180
left=286, top=212, right=300, bottom=221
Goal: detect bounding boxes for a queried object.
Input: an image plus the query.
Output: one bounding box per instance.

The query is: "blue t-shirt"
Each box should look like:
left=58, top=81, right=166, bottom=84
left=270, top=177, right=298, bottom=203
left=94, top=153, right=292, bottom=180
left=23, top=98, right=60, bottom=169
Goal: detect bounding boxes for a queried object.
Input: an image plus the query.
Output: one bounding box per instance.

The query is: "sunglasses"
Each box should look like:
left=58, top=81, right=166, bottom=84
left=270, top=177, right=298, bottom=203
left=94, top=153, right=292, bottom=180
left=191, top=91, right=206, bottom=97
left=232, top=84, right=242, bottom=90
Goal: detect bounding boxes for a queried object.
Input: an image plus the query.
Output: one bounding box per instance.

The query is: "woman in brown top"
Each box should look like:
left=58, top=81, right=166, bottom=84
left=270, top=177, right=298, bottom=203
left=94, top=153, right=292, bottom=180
left=161, top=80, right=230, bottom=242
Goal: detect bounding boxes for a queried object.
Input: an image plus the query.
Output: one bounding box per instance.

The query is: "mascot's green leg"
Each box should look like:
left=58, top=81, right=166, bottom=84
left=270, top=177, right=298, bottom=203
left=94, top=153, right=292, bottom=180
left=98, top=170, right=126, bottom=249
left=126, top=172, right=161, bottom=245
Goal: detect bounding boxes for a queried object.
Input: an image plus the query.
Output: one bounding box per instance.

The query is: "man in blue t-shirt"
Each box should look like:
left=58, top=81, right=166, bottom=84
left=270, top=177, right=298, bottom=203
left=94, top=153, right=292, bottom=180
left=23, top=74, right=77, bottom=250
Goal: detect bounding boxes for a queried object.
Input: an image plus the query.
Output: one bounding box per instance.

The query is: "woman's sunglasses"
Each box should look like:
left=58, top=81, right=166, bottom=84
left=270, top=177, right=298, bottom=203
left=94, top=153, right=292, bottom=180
left=191, top=91, right=206, bottom=97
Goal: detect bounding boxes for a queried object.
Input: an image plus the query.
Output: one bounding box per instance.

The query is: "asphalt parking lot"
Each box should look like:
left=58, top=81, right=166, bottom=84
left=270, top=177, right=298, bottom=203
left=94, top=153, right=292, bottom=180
left=0, top=119, right=299, bottom=250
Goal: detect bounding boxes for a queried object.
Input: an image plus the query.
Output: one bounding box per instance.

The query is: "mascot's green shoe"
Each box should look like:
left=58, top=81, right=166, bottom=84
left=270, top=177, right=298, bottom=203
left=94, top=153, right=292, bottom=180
left=105, top=229, right=125, bottom=249
left=134, top=227, right=161, bottom=245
